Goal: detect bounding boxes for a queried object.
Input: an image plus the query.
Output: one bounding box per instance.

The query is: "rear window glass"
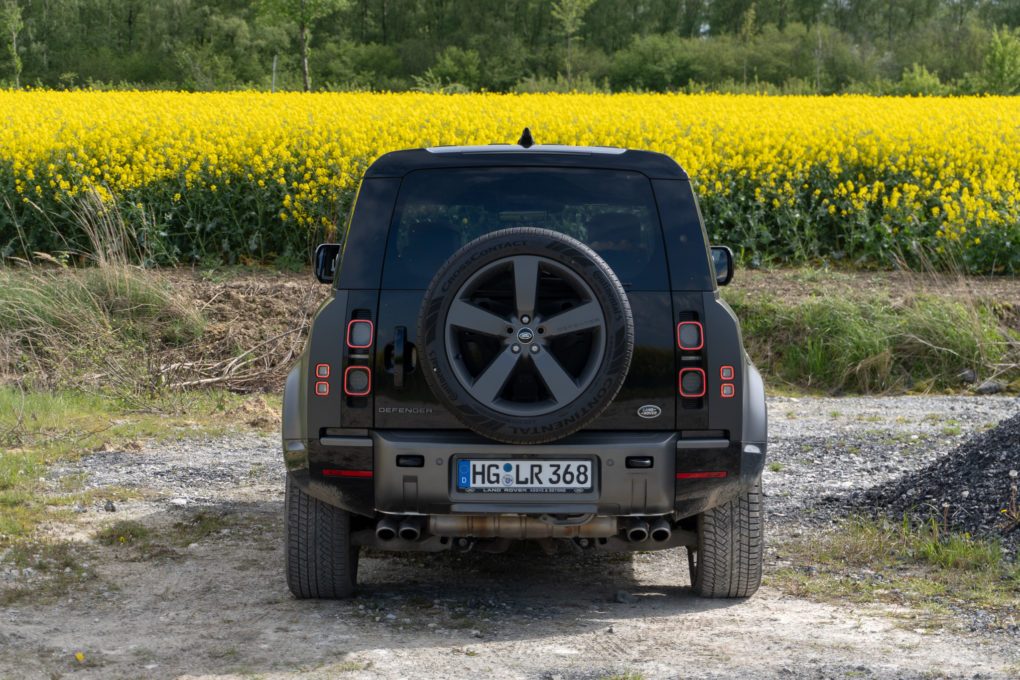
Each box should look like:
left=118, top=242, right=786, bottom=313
left=381, top=168, right=668, bottom=290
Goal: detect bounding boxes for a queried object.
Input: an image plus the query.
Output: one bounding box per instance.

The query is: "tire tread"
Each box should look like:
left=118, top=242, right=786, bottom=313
left=692, top=478, right=763, bottom=598
left=285, top=475, right=358, bottom=599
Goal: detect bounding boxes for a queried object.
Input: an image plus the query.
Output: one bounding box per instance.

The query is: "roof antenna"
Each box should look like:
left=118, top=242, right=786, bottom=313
left=517, top=127, right=535, bottom=148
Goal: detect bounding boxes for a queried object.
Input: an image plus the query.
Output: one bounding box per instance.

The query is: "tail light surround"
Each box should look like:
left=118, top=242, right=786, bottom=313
left=346, top=319, right=374, bottom=349
left=344, top=366, right=372, bottom=396
left=677, top=321, right=704, bottom=350
left=679, top=367, right=706, bottom=398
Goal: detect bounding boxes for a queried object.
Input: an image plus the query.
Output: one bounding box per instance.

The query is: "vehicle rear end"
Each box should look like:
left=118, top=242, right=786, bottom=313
left=282, top=145, right=766, bottom=599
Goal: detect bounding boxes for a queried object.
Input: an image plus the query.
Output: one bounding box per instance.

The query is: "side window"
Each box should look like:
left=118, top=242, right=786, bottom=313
left=382, top=169, right=669, bottom=290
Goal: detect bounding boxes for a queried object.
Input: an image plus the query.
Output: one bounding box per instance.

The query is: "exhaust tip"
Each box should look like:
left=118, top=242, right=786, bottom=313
left=650, top=517, right=672, bottom=542
left=398, top=518, right=422, bottom=541
left=627, top=528, right=649, bottom=542
left=626, top=520, right=650, bottom=542
left=375, top=518, right=398, bottom=541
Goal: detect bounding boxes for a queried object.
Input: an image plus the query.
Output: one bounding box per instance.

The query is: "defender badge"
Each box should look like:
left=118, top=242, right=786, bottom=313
left=637, top=405, right=662, bottom=419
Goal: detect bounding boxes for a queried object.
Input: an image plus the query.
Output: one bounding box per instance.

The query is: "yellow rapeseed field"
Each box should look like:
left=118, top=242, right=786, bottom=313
left=0, top=91, right=1017, bottom=272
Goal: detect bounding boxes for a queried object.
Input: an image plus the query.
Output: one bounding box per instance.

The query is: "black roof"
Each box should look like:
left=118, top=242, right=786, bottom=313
left=363, top=144, right=689, bottom=180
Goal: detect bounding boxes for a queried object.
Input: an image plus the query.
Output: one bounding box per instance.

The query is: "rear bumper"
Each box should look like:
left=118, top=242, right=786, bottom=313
left=286, top=429, right=765, bottom=520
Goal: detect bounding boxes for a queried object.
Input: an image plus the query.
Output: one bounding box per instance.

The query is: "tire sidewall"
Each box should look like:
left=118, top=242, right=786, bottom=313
left=418, top=227, right=634, bottom=444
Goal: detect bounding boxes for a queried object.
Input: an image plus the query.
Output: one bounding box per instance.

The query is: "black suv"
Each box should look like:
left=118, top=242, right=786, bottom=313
left=281, top=135, right=767, bottom=599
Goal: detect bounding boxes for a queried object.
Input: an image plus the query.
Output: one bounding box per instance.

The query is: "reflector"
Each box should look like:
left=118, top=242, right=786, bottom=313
left=676, top=471, right=728, bottom=479
left=322, top=469, right=373, bottom=478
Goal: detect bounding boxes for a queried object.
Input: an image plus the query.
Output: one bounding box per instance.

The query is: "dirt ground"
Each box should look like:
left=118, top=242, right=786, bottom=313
left=2, top=397, right=1019, bottom=679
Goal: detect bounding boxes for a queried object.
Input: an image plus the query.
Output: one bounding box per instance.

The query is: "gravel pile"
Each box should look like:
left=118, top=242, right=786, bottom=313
left=860, top=412, right=1020, bottom=555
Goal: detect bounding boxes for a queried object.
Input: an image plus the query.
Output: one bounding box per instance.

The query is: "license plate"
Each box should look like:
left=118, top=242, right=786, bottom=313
left=456, top=459, right=593, bottom=494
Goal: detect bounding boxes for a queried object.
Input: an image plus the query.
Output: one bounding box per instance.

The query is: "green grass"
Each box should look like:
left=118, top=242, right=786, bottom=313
left=770, top=517, right=1019, bottom=628
left=0, top=266, right=205, bottom=397
left=726, top=290, right=1018, bottom=393
left=93, top=513, right=234, bottom=559
left=0, top=539, right=97, bottom=605
left=0, top=386, right=266, bottom=542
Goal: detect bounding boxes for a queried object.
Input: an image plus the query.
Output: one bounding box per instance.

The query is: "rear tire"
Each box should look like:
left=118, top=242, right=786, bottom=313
left=690, top=477, right=763, bottom=598
left=285, top=474, right=359, bottom=599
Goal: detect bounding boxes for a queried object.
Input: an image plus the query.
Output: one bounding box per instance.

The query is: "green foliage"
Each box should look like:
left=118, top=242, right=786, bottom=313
left=427, top=46, right=483, bottom=90
left=976, top=27, right=1020, bottom=94
left=0, top=0, right=22, bottom=88
left=895, top=63, right=948, bottom=96
left=727, top=291, right=1017, bottom=393
left=3, top=1, right=1019, bottom=94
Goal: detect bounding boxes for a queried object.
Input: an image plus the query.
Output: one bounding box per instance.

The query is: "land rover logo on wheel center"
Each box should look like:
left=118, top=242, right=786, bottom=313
left=517, top=327, right=535, bottom=343
left=637, top=404, right=662, bottom=419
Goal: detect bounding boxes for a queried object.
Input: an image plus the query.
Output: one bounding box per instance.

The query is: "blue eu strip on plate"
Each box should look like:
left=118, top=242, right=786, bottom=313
left=458, top=460, right=471, bottom=489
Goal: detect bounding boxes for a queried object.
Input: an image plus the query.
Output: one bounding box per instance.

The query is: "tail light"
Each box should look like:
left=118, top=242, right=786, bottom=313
left=346, top=320, right=374, bottom=349
left=677, top=321, right=703, bottom=350
left=679, top=368, right=706, bottom=398
left=344, top=366, right=372, bottom=396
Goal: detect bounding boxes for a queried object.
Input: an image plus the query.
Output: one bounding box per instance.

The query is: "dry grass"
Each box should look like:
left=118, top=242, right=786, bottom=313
left=770, top=517, right=1020, bottom=630
left=2, top=190, right=316, bottom=396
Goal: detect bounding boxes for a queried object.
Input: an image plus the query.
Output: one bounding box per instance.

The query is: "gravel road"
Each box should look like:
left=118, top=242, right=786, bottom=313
left=2, top=396, right=1018, bottom=679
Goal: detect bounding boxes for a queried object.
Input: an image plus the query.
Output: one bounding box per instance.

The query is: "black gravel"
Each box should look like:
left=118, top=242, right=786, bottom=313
left=858, top=413, right=1020, bottom=556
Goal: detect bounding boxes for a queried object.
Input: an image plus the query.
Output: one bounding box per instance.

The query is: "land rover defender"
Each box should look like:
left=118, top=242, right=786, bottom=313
left=281, top=132, right=767, bottom=599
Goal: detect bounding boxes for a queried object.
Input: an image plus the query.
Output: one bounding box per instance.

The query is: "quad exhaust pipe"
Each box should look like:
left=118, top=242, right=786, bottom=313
left=625, top=518, right=649, bottom=542
left=378, top=515, right=669, bottom=543
left=650, top=517, right=672, bottom=542
left=375, top=516, right=424, bottom=541
left=398, top=517, right=423, bottom=541
left=375, top=517, right=399, bottom=541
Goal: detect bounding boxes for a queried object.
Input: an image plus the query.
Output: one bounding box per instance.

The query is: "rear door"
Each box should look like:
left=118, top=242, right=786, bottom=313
left=373, top=167, right=677, bottom=432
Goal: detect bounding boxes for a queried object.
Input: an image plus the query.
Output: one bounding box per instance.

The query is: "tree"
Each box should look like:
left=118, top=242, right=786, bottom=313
left=259, top=0, right=347, bottom=91
left=0, top=0, right=22, bottom=88
left=551, top=0, right=596, bottom=83
left=977, top=27, right=1020, bottom=93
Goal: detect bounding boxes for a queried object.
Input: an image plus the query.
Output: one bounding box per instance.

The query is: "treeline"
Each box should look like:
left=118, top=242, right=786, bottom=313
left=1, top=0, right=1020, bottom=94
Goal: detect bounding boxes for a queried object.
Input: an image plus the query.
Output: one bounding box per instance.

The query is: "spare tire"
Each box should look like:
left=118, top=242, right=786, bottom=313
left=418, top=227, right=634, bottom=445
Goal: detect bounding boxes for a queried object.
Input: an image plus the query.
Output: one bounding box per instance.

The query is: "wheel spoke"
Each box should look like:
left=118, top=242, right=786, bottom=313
left=512, top=256, right=539, bottom=319
left=448, top=299, right=508, bottom=336
left=471, top=346, right=520, bottom=403
left=531, top=350, right=580, bottom=404
left=540, top=301, right=603, bottom=337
